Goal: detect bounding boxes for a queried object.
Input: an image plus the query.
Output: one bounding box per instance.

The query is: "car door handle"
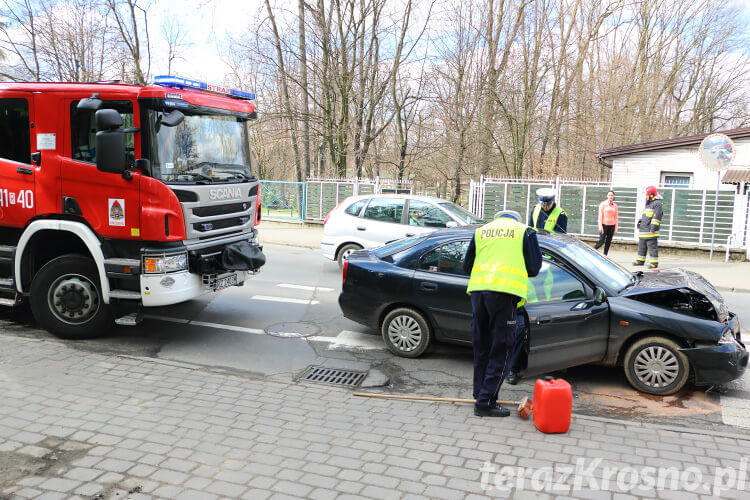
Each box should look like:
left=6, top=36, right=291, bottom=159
left=17, top=166, right=33, bottom=175
left=536, top=316, right=551, bottom=325
left=420, top=282, right=438, bottom=291
left=356, top=226, right=366, bottom=231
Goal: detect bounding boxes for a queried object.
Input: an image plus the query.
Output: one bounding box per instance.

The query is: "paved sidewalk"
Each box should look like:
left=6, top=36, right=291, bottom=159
left=258, top=221, right=750, bottom=293
left=1, top=331, right=748, bottom=499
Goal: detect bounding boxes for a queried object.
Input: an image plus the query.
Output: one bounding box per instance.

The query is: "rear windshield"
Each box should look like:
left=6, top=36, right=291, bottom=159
left=372, top=235, right=426, bottom=260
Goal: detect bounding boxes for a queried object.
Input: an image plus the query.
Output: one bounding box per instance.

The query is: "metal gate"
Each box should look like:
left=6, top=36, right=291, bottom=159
left=259, top=181, right=305, bottom=221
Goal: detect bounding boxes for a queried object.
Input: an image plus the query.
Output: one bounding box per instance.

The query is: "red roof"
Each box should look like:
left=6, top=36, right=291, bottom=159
left=597, top=127, right=750, bottom=159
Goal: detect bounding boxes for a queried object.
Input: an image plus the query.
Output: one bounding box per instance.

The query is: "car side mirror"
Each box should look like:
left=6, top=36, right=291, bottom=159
left=446, top=221, right=459, bottom=228
left=593, top=287, right=607, bottom=305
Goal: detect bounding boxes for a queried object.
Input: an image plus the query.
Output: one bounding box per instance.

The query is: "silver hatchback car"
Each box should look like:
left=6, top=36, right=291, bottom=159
left=321, top=194, right=483, bottom=266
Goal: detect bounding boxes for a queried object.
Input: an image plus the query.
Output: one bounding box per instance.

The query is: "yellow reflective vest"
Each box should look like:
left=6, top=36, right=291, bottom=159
left=466, top=218, right=528, bottom=305
left=532, top=204, right=564, bottom=233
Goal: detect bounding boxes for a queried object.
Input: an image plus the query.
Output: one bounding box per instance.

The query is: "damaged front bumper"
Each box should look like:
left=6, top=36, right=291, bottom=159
left=680, top=313, right=748, bottom=385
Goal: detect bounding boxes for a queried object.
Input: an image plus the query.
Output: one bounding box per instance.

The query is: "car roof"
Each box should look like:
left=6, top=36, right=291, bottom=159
left=341, top=194, right=454, bottom=204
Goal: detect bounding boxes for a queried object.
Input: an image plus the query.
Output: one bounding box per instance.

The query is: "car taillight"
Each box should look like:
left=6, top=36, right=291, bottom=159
left=342, top=260, right=348, bottom=285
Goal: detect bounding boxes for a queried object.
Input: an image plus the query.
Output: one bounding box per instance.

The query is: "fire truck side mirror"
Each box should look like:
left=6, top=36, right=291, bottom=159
left=95, top=110, right=126, bottom=175
left=95, top=109, right=123, bottom=131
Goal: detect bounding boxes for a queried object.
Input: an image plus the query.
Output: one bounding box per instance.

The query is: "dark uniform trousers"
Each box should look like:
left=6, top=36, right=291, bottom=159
left=470, top=291, right=518, bottom=409
left=636, top=237, right=658, bottom=263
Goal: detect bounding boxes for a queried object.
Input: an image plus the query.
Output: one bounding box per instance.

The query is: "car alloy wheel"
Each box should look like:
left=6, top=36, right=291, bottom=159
left=623, top=336, right=690, bottom=395
left=388, top=315, right=422, bottom=352
left=381, top=307, right=432, bottom=358
left=633, top=346, right=679, bottom=388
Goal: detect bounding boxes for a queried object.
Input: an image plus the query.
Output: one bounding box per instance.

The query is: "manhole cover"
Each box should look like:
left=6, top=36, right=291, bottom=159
left=266, top=322, right=320, bottom=338
left=299, top=366, right=367, bottom=388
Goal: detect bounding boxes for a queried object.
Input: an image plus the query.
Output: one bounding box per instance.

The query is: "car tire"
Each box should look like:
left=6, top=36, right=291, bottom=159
left=30, top=254, right=113, bottom=339
left=337, top=243, right=362, bottom=268
left=381, top=307, right=432, bottom=358
left=623, top=336, right=690, bottom=395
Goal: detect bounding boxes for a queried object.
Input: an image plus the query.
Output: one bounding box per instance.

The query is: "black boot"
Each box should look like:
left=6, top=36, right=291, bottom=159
left=474, top=406, right=511, bottom=417
left=633, top=259, right=645, bottom=266
left=507, top=370, right=520, bottom=385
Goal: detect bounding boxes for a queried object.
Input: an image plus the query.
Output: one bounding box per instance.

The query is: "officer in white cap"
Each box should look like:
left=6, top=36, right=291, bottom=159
left=529, top=188, right=567, bottom=233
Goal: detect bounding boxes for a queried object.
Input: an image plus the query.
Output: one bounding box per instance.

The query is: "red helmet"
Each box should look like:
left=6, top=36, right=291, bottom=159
left=646, top=186, right=658, bottom=198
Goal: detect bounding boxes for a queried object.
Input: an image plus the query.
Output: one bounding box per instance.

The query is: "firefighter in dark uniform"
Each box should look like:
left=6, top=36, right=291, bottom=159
left=463, top=210, right=542, bottom=417
left=634, top=186, right=663, bottom=269
left=529, top=188, right=568, bottom=233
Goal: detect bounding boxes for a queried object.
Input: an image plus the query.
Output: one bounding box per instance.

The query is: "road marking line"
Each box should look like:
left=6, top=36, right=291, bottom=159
left=277, top=284, right=335, bottom=292
left=143, top=315, right=265, bottom=335
left=252, top=295, right=320, bottom=305
left=308, top=330, right=386, bottom=351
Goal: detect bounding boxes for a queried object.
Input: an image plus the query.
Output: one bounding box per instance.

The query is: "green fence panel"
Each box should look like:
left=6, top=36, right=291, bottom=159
left=321, top=183, right=338, bottom=216
left=699, top=190, right=735, bottom=245
left=306, top=182, right=322, bottom=219
left=608, top=187, right=637, bottom=239
left=560, top=186, right=584, bottom=233
left=483, top=183, right=506, bottom=221
left=669, top=190, right=704, bottom=244
left=359, top=184, right=375, bottom=195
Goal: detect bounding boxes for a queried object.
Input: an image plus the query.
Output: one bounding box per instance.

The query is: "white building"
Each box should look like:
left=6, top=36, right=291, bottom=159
left=597, top=127, right=750, bottom=192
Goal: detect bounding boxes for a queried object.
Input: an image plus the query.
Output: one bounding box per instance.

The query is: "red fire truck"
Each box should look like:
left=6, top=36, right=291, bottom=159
left=0, top=75, right=265, bottom=338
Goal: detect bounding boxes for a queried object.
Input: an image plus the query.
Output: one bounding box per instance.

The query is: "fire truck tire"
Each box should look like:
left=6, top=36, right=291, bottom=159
left=30, top=254, right=113, bottom=339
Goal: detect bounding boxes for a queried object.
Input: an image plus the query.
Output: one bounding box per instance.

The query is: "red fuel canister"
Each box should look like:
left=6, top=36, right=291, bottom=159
left=533, top=376, right=572, bottom=433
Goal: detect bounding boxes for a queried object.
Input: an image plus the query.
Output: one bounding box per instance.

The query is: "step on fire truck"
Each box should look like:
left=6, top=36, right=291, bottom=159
left=0, top=75, right=265, bottom=338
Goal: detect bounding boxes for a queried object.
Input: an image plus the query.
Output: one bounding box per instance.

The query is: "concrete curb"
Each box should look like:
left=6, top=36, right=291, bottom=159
left=715, top=286, right=750, bottom=294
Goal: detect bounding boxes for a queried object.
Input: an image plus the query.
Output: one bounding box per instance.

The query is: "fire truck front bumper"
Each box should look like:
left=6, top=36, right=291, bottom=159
left=140, top=270, right=250, bottom=307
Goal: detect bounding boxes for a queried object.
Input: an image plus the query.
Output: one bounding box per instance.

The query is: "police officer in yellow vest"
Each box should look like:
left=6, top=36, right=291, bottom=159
left=463, top=210, right=542, bottom=417
left=529, top=188, right=568, bottom=233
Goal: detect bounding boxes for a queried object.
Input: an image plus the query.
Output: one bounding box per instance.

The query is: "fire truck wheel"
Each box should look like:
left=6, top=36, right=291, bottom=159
left=30, top=254, right=113, bottom=339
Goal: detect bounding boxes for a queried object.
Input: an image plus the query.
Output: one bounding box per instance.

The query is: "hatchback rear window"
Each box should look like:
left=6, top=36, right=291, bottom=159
left=372, top=235, right=426, bottom=260
left=344, top=199, right=367, bottom=216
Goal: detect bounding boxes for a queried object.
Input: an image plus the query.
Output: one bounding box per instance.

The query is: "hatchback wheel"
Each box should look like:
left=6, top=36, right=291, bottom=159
left=381, top=308, right=431, bottom=358
left=337, top=243, right=362, bottom=268
left=623, top=336, right=690, bottom=395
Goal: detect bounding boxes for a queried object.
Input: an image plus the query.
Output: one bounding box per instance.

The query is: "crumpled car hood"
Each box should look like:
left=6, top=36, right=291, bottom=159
left=622, top=268, right=729, bottom=321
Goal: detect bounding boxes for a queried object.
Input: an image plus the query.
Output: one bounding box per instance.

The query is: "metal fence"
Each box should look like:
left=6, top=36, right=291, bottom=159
left=469, top=176, right=749, bottom=250
left=305, top=177, right=413, bottom=220
left=259, top=180, right=305, bottom=221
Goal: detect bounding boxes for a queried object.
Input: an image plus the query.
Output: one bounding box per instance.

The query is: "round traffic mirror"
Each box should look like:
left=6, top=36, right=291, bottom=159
left=699, top=133, right=735, bottom=172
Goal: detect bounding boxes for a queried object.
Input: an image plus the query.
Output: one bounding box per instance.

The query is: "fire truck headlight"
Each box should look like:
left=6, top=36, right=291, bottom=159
left=143, top=252, right=188, bottom=274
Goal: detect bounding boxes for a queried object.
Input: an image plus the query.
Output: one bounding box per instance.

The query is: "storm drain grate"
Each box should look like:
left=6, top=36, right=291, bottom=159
left=300, top=366, right=367, bottom=388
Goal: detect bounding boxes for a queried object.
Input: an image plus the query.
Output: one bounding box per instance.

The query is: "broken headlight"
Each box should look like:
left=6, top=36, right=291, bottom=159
left=718, top=328, right=736, bottom=344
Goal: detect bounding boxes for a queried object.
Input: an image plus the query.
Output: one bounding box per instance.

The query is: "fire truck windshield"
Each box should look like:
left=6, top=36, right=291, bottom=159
left=145, top=109, right=253, bottom=184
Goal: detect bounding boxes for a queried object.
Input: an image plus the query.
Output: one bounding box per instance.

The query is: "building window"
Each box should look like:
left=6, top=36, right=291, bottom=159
left=660, top=172, right=692, bottom=187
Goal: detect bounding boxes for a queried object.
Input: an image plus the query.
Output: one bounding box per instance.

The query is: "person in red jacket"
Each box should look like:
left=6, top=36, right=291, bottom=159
left=594, top=190, right=618, bottom=256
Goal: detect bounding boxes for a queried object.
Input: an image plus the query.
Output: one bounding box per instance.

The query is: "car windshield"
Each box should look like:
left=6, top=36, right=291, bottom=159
left=554, top=238, right=632, bottom=291
left=145, top=109, right=253, bottom=183
left=438, top=202, right=483, bottom=224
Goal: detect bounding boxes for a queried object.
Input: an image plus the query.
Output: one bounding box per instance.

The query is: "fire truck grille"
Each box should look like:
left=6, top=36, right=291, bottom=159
left=193, top=202, right=249, bottom=217
left=193, top=216, right=249, bottom=232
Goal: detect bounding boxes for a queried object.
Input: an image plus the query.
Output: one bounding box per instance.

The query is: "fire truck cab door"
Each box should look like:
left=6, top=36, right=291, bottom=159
left=62, top=98, right=140, bottom=239
left=0, top=93, right=37, bottom=228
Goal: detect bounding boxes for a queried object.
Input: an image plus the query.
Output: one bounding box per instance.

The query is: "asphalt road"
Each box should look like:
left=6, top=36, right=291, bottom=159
left=1, top=244, right=748, bottom=434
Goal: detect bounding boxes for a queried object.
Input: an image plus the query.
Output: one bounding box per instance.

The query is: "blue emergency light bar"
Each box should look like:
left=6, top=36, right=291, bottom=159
left=153, top=75, right=255, bottom=100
